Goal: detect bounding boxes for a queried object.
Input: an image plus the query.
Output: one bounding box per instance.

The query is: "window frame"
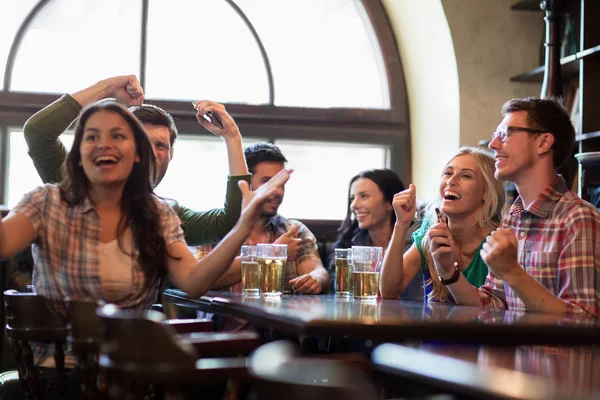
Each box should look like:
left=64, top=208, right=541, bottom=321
left=0, top=0, right=410, bottom=224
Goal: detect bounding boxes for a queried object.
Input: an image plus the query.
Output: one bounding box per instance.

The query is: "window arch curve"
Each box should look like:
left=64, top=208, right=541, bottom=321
left=0, top=0, right=410, bottom=220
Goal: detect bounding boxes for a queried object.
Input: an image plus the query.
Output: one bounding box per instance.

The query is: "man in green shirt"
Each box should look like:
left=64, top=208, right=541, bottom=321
left=24, top=75, right=251, bottom=246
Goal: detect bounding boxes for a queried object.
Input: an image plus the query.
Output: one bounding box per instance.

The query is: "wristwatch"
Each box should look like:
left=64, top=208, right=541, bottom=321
left=438, top=262, right=460, bottom=285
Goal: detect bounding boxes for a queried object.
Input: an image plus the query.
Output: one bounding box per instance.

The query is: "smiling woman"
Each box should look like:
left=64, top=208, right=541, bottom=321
left=380, top=147, right=505, bottom=303
left=329, top=169, right=423, bottom=299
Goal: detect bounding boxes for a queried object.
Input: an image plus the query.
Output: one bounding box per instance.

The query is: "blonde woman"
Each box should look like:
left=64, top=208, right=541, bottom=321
left=380, top=147, right=505, bottom=302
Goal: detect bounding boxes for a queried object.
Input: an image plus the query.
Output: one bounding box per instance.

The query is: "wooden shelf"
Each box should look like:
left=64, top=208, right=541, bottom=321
left=576, top=131, right=600, bottom=141
left=511, top=0, right=542, bottom=11
left=510, top=46, right=600, bottom=82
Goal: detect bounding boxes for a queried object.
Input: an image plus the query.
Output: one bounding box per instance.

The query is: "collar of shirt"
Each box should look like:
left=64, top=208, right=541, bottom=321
left=510, top=175, right=568, bottom=218
left=264, top=214, right=285, bottom=233
left=80, top=196, right=96, bottom=214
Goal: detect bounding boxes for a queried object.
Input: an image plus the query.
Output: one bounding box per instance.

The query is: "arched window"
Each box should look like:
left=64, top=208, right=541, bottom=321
left=0, top=0, right=409, bottom=221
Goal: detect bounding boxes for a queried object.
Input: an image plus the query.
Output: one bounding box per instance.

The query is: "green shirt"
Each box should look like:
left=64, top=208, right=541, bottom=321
left=412, top=219, right=489, bottom=298
left=23, top=94, right=250, bottom=246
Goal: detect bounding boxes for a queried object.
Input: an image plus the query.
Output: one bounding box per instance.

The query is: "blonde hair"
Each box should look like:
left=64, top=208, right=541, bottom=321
left=420, top=147, right=505, bottom=302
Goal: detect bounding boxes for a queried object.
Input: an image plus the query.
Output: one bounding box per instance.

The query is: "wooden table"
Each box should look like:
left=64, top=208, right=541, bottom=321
left=163, top=289, right=600, bottom=345
left=372, top=343, right=600, bottom=400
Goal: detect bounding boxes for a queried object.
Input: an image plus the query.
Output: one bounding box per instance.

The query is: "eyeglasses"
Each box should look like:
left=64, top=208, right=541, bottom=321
left=491, top=125, right=546, bottom=143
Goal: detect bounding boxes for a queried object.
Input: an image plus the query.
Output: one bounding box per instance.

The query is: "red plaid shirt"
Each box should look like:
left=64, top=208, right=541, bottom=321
left=478, top=176, right=600, bottom=318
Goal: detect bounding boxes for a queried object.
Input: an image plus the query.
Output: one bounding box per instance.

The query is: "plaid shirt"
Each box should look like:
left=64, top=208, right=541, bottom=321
left=195, top=215, right=321, bottom=293
left=12, top=184, right=184, bottom=363
left=478, top=176, right=600, bottom=318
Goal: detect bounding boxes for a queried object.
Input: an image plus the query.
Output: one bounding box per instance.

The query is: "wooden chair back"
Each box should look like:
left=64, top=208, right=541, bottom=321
left=4, top=290, right=67, bottom=400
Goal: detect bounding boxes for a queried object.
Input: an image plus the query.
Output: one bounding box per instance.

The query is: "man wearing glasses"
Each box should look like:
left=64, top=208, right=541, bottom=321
left=434, top=97, right=600, bottom=318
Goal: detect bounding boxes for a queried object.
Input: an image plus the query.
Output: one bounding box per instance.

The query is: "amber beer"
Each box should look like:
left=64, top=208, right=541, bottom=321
left=241, top=261, right=261, bottom=296
left=257, top=243, right=287, bottom=297
left=240, top=245, right=260, bottom=296
left=335, top=258, right=352, bottom=296
left=352, top=270, right=379, bottom=300
left=351, top=245, right=383, bottom=301
left=258, top=257, right=286, bottom=297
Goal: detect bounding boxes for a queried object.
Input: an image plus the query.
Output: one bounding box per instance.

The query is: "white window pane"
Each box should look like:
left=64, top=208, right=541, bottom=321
left=145, top=0, right=269, bottom=104
left=7, top=130, right=74, bottom=207
left=10, top=0, right=141, bottom=93
left=154, top=135, right=265, bottom=210
left=236, top=0, right=389, bottom=109
left=0, top=0, right=37, bottom=90
left=275, top=140, right=389, bottom=220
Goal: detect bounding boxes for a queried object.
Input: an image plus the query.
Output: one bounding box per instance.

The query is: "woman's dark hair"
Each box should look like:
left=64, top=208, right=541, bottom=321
left=332, top=169, right=405, bottom=250
left=59, top=100, right=169, bottom=293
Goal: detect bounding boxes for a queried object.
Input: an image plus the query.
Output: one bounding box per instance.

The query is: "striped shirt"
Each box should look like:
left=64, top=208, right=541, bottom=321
left=11, top=184, right=184, bottom=363
left=477, top=176, right=600, bottom=318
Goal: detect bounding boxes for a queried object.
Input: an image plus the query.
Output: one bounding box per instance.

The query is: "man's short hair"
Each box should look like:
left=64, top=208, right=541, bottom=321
left=502, top=97, right=575, bottom=170
left=129, top=104, right=178, bottom=147
left=244, top=143, right=288, bottom=174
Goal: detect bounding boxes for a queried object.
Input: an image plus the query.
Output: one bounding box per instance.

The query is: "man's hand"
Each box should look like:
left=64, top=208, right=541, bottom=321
left=289, top=274, right=322, bottom=294
left=480, top=228, right=521, bottom=282
left=392, top=184, right=417, bottom=227
left=193, top=100, right=240, bottom=140
left=427, top=221, right=458, bottom=278
left=105, top=75, right=144, bottom=106
left=274, top=225, right=302, bottom=260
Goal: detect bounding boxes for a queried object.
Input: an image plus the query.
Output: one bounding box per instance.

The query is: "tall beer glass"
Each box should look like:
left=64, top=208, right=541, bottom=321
left=240, top=245, right=260, bottom=297
left=351, top=246, right=383, bottom=301
left=257, top=244, right=287, bottom=297
left=334, top=248, right=353, bottom=297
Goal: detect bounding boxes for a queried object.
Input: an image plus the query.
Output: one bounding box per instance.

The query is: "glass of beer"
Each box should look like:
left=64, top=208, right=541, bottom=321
left=240, top=245, right=260, bottom=297
left=257, top=243, right=287, bottom=297
left=334, top=248, right=353, bottom=297
left=351, top=246, right=383, bottom=301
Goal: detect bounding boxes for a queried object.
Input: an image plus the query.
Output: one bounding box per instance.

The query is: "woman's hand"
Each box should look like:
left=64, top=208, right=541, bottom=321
left=427, top=221, right=458, bottom=278
left=392, top=184, right=417, bottom=228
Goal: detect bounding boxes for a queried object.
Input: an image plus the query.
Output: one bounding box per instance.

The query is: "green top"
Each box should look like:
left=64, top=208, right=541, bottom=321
left=23, top=94, right=251, bottom=246
left=412, top=219, right=489, bottom=299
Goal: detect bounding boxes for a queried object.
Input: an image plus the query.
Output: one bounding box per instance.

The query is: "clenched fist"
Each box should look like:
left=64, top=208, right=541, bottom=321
left=480, top=228, right=520, bottom=281
left=392, top=184, right=417, bottom=227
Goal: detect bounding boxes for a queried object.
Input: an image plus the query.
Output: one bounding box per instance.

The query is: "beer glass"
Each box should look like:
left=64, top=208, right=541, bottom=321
left=240, top=245, right=260, bottom=297
left=351, top=246, right=383, bottom=301
left=257, top=243, right=287, bottom=297
left=334, top=248, right=353, bottom=297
